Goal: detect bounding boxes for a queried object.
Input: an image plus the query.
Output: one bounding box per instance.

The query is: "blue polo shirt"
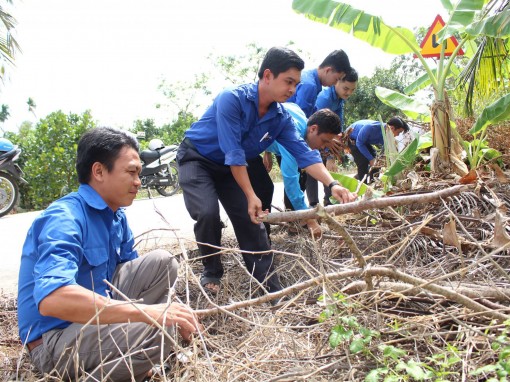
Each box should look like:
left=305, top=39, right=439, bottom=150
left=316, top=86, right=345, bottom=129
left=185, top=82, right=321, bottom=169
left=17, top=184, right=138, bottom=344
left=349, top=120, right=386, bottom=161
left=266, top=103, right=311, bottom=211
left=286, top=68, right=321, bottom=118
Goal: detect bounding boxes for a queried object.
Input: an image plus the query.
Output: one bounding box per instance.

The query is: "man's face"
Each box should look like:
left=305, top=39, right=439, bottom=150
left=335, top=80, right=357, bottom=100
left=306, top=125, right=337, bottom=150
left=99, top=146, right=142, bottom=211
left=389, top=125, right=405, bottom=137
left=322, top=68, right=345, bottom=87
left=266, top=68, right=301, bottom=103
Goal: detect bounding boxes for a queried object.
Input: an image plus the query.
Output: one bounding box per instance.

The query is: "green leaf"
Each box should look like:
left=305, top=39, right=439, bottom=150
left=466, top=9, right=510, bottom=38
left=384, top=138, right=419, bottom=177
left=329, top=325, right=352, bottom=348
left=469, top=93, right=510, bottom=136
left=375, top=87, right=430, bottom=120
left=291, top=0, right=418, bottom=54
left=350, top=338, right=365, bottom=354
left=380, top=344, right=406, bottom=361
left=404, top=70, right=435, bottom=95
left=396, top=360, right=427, bottom=380
left=365, top=368, right=386, bottom=382
left=471, top=364, right=498, bottom=375
left=417, top=132, right=433, bottom=151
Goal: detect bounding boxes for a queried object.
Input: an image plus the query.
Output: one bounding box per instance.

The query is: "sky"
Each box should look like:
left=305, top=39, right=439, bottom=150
left=1, top=0, right=444, bottom=133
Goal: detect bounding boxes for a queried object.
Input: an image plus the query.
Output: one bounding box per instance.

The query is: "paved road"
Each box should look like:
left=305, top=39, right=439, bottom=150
left=0, top=183, right=288, bottom=294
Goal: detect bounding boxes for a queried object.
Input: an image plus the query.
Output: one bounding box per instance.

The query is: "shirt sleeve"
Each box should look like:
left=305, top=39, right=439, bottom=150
left=355, top=127, right=376, bottom=162
left=32, top=209, right=83, bottom=306
left=278, top=144, right=308, bottom=211
left=215, top=90, right=247, bottom=166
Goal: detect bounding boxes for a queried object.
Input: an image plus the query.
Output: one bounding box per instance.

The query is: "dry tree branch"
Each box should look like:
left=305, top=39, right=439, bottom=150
left=262, top=185, right=469, bottom=223
left=195, top=266, right=510, bottom=321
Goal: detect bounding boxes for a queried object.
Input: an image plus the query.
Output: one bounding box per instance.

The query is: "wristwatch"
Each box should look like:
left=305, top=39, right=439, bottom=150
left=328, top=180, right=340, bottom=190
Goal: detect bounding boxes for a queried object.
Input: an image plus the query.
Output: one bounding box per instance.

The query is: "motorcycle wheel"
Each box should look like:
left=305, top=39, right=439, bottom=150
left=155, top=162, right=180, bottom=197
left=0, top=172, right=19, bottom=218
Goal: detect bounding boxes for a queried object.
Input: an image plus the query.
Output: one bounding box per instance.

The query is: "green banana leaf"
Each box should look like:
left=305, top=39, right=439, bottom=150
left=384, top=138, right=419, bottom=177
left=404, top=70, right=436, bottom=95
left=329, top=172, right=368, bottom=196
left=465, top=9, right=510, bottom=38
left=469, top=93, right=510, bottom=135
left=291, top=0, right=418, bottom=55
left=375, top=87, right=430, bottom=121
left=437, top=0, right=485, bottom=42
left=417, top=132, right=433, bottom=151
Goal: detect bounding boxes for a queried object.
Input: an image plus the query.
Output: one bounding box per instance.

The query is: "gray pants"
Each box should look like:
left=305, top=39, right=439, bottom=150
left=29, top=249, right=179, bottom=382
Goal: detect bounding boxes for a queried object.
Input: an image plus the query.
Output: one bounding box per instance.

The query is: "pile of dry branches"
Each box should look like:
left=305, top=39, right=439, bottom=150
left=2, top=176, right=510, bottom=381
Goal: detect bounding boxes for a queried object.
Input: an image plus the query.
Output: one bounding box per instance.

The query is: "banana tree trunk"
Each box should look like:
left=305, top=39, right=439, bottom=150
left=430, top=91, right=468, bottom=176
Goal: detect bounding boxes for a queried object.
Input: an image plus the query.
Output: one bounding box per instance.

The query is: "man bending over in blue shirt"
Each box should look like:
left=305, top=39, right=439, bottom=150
left=265, top=103, right=342, bottom=238
left=177, top=47, right=357, bottom=296
left=18, top=127, right=203, bottom=381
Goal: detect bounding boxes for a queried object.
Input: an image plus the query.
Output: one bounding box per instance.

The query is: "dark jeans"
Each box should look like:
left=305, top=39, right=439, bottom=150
left=176, top=140, right=281, bottom=293
left=349, top=140, right=376, bottom=183
left=247, top=155, right=274, bottom=238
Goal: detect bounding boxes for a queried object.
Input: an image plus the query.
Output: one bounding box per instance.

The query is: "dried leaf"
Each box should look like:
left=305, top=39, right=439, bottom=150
left=489, top=163, right=509, bottom=184
left=459, top=169, right=477, bottom=184
left=491, top=208, right=510, bottom=248
left=443, top=216, right=461, bottom=250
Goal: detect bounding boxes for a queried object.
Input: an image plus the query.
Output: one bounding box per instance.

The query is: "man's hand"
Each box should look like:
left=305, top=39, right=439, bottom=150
left=247, top=194, right=266, bottom=224
left=306, top=219, right=322, bottom=239
left=327, top=135, right=344, bottom=158
left=369, top=158, right=376, bottom=167
left=263, top=151, right=273, bottom=173
left=331, top=185, right=357, bottom=204
left=144, top=302, right=203, bottom=342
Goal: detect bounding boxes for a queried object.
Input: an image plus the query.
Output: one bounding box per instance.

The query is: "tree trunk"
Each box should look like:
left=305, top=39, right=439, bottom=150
left=430, top=91, right=468, bottom=176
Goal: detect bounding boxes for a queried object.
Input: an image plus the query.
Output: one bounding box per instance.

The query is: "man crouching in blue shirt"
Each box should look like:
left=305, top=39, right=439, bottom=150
left=18, top=127, right=203, bottom=381
left=177, top=46, right=357, bottom=296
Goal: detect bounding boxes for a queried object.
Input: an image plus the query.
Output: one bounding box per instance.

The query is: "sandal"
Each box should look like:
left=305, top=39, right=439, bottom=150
left=200, top=276, right=221, bottom=295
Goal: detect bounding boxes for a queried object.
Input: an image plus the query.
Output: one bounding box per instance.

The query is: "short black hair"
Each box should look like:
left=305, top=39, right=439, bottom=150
left=308, top=108, right=341, bottom=135
left=76, top=127, right=139, bottom=184
left=387, top=117, right=410, bottom=132
left=319, top=49, right=351, bottom=74
left=341, top=67, right=358, bottom=83
left=257, top=46, right=305, bottom=79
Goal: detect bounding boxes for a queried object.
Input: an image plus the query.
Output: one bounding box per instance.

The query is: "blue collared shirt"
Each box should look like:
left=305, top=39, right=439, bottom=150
left=315, top=86, right=345, bottom=129
left=349, top=120, right=386, bottom=161
left=185, top=82, right=321, bottom=169
left=286, top=69, right=321, bottom=118
left=266, top=103, right=312, bottom=211
left=17, top=184, right=138, bottom=344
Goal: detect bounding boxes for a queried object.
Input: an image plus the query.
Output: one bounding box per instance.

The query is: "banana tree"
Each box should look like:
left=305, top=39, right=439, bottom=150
left=0, top=0, right=20, bottom=84
left=292, top=0, right=510, bottom=176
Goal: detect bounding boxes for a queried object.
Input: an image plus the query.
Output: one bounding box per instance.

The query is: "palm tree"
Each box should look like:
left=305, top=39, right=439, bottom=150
left=0, top=0, right=21, bottom=83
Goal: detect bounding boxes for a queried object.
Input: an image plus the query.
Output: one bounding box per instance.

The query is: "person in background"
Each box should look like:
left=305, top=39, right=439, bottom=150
left=312, top=67, right=358, bottom=205
left=176, top=46, right=357, bottom=296
left=347, top=117, right=410, bottom=183
left=264, top=104, right=343, bottom=238
left=286, top=49, right=351, bottom=208
left=17, top=127, right=202, bottom=381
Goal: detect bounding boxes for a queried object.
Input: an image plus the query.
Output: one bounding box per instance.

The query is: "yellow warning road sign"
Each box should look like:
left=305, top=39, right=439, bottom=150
left=419, top=15, right=464, bottom=58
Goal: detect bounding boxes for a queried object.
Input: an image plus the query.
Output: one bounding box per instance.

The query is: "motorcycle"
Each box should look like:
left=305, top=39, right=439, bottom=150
left=0, top=137, right=27, bottom=217
left=139, top=138, right=180, bottom=197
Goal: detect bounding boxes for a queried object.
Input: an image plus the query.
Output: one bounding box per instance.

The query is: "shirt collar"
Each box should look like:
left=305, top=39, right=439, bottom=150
left=78, top=184, right=110, bottom=211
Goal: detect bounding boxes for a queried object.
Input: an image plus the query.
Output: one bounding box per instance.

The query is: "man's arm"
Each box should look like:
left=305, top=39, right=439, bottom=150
left=39, top=284, right=202, bottom=341
left=230, top=165, right=264, bottom=224
left=304, top=163, right=357, bottom=204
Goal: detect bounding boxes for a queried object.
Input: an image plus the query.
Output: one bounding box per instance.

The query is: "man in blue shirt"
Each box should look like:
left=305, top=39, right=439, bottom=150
left=18, top=127, right=202, bottom=381
left=347, top=118, right=410, bottom=182
left=313, top=68, right=358, bottom=205
left=287, top=49, right=351, bottom=118
left=177, top=47, right=357, bottom=296
left=265, top=103, right=342, bottom=237
left=286, top=50, right=350, bottom=208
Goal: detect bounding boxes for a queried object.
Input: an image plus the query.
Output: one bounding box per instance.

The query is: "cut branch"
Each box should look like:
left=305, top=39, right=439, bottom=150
left=262, top=185, right=469, bottom=223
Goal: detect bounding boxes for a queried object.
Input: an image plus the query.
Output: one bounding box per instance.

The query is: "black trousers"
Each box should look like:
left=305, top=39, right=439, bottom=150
left=176, top=140, right=281, bottom=293
left=349, top=140, right=376, bottom=183
left=247, top=155, right=274, bottom=237
left=274, top=155, right=307, bottom=211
